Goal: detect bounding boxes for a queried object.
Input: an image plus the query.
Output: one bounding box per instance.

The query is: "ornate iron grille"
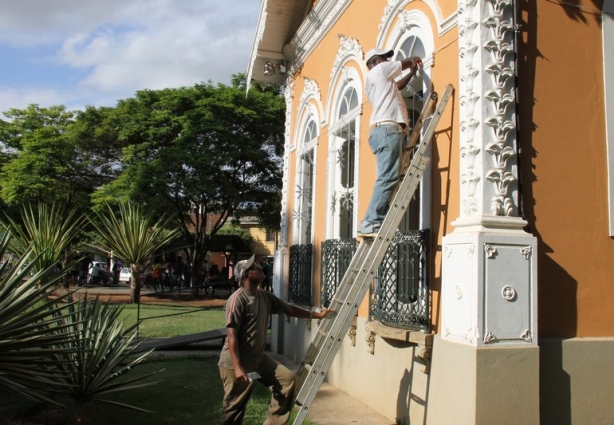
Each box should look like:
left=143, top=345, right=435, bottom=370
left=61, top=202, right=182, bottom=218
left=369, top=230, right=430, bottom=331
left=320, top=238, right=357, bottom=308
left=289, top=243, right=313, bottom=305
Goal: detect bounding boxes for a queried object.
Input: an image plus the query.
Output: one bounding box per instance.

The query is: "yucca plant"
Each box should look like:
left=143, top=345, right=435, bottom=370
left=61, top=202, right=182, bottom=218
left=0, top=231, right=77, bottom=404
left=89, top=201, right=180, bottom=303
left=47, top=295, right=161, bottom=411
left=1, top=202, right=86, bottom=285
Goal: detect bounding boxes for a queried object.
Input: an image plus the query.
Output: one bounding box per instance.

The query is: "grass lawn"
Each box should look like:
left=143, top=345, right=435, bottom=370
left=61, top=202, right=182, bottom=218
left=0, top=356, right=311, bottom=424
left=118, top=303, right=226, bottom=337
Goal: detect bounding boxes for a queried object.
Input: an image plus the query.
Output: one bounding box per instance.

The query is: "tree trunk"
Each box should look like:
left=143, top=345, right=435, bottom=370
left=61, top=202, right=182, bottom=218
left=130, top=266, right=141, bottom=304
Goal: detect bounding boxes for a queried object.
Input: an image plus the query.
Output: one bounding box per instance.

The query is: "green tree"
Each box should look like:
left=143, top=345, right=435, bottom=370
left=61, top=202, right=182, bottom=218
left=217, top=222, right=254, bottom=248
left=92, top=75, right=285, bottom=288
left=89, top=202, right=180, bottom=303
left=0, top=104, right=120, bottom=212
left=0, top=105, right=76, bottom=206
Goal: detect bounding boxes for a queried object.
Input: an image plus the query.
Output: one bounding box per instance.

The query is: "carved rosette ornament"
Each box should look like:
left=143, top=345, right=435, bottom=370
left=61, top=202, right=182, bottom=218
left=347, top=324, right=357, bottom=346
left=458, top=0, right=519, bottom=218
left=365, top=331, right=376, bottom=355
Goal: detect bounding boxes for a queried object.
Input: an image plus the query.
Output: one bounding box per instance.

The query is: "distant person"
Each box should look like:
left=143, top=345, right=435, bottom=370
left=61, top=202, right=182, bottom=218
left=261, top=259, right=272, bottom=292
left=173, top=256, right=184, bottom=288
left=218, top=254, right=332, bottom=424
left=208, top=264, right=221, bottom=281
left=89, top=262, right=101, bottom=285
left=112, top=261, right=122, bottom=285
left=78, top=255, right=92, bottom=286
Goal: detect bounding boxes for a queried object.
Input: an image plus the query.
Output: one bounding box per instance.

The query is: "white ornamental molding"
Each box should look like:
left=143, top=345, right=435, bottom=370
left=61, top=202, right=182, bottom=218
left=286, top=0, right=351, bottom=68
left=330, top=34, right=363, bottom=82
left=365, top=330, right=376, bottom=355
left=299, top=77, right=322, bottom=110
left=279, top=78, right=296, bottom=246
left=457, top=0, right=519, bottom=218
left=347, top=323, right=357, bottom=346
left=454, top=285, right=463, bottom=299
left=501, top=285, right=516, bottom=301
left=484, top=330, right=497, bottom=343
left=377, top=0, right=454, bottom=42
left=484, top=244, right=497, bottom=258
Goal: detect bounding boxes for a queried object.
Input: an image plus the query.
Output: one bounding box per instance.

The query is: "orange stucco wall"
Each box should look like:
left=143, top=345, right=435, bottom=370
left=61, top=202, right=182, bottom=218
left=518, top=0, right=613, bottom=337
left=285, top=0, right=613, bottom=338
left=287, top=0, right=460, bottom=324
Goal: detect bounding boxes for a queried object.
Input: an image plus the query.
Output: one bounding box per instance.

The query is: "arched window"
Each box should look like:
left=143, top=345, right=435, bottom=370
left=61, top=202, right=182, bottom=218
left=294, top=119, right=317, bottom=244
left=328, top=86, right=359, bottom=239
left=396, top=35, right=426, bottom=232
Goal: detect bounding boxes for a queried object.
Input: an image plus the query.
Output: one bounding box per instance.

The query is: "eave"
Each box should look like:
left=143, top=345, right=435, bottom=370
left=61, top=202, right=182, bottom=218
left=247, top=0, right=312, bottom=86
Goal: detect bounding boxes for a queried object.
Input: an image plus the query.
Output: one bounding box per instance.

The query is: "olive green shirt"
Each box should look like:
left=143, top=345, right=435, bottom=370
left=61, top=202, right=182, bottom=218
left=218, top=288, right=287, bottom=369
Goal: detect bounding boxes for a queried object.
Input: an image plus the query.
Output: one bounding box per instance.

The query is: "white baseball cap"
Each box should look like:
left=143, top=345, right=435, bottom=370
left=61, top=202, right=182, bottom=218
left=234, top=254, right=256, bottom=280
left=365, top=48, right=394, bottom=64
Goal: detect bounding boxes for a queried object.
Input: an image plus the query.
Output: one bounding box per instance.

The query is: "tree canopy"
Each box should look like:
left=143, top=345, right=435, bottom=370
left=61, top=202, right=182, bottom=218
left=0, top=74, right=285, bottom=281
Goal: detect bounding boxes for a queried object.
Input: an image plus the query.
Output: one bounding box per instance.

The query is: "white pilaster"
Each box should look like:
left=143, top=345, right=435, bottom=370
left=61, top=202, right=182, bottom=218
left=443, top=0, right=537, bottom=348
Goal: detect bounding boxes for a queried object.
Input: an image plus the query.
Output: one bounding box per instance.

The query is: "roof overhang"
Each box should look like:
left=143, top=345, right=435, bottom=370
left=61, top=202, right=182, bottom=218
left=247, top=0, right=312, bottom=86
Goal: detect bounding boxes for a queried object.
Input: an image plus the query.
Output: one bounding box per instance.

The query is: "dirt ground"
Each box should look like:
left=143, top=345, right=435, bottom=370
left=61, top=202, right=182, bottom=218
left=52, top=285, right=229, bottom=309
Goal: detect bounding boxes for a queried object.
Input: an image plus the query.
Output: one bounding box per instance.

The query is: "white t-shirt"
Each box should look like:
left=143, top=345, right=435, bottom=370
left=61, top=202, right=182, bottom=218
left=365, top=60, right=409, bottom=126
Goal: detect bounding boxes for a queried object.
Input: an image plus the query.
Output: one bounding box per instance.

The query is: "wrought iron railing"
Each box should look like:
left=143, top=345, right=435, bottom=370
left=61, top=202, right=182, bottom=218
left=319, top=231, right=430, bottom=331
left=289, top=244, right=313, bottom=305
left=369, top=230, right=430, bottom=331
left=320, top=238, right=357, bottom=308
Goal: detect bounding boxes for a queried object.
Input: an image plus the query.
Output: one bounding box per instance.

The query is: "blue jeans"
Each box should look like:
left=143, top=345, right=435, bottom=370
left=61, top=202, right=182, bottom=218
left=358, top=123, right=406, bottom=233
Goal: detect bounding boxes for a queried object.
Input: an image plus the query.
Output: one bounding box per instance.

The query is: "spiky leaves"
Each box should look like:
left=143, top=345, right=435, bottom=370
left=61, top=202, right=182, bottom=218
left=88, top=202, right=179, bottom=303
left=48, top=295, right=161, bottom=411
left=1, top=202, right=86, bottom=282
left=0, top=232, right=75, bottom=403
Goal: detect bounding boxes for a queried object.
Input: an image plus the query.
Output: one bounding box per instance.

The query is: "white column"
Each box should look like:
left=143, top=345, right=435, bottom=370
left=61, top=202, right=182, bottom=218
left=432, top=1, right=539, bottom=423
left=445, top=0, right=537, bottom=348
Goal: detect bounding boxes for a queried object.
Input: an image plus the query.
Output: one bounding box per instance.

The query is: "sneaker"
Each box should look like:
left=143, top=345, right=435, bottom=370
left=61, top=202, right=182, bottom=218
left=357, top=231, right=378, bottom=238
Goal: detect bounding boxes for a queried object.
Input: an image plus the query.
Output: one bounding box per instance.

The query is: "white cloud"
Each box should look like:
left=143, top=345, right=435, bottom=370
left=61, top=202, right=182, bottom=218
left=0, top=0, right=261, bottom=112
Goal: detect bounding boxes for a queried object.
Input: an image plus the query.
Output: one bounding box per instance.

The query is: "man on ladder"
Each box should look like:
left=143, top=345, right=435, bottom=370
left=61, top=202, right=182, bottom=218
left=357, top=48, right=422, bottom=238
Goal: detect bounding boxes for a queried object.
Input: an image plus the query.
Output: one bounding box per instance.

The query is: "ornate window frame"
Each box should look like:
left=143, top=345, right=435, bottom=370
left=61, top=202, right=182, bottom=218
left=325, top=66, right=363, bottom=239
left=325, top=35, right=364, bottom=239
left=291, top=78, right=322, bottom=245
left=383, top=7, right=436, bottom=231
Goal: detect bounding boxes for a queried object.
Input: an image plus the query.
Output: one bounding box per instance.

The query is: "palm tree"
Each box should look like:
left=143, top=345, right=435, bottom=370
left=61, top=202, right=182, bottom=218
left=89, top=202, right=179, bottom=303
left=1, top=202, right=86, bottom=286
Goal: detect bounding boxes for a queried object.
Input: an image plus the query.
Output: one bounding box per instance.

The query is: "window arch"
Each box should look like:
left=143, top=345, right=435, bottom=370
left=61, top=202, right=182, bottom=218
left=293, top=112, right=318, bottom=245
left=327, top=79, right=362, bottom=239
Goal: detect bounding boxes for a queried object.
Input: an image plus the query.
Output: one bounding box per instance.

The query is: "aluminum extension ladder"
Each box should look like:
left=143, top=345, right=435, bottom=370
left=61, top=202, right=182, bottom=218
left=292, top=84, right=454, bottom=425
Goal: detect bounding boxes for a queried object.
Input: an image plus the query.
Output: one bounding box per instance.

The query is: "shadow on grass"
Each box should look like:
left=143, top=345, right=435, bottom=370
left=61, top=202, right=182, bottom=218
left=0, top=356, right=311, bottom=425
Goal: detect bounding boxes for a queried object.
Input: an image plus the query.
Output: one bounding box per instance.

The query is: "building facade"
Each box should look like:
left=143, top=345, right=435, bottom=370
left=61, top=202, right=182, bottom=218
left=248, top=1, right=614, bottom=424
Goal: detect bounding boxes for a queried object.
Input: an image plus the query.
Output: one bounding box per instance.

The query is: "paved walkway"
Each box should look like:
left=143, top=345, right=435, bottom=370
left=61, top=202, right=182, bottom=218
left=67, top=284, right=394, bottom=425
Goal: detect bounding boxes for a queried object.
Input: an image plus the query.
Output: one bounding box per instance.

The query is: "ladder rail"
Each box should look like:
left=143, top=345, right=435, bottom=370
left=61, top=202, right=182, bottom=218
left=292, top=84, right=454, bottom=425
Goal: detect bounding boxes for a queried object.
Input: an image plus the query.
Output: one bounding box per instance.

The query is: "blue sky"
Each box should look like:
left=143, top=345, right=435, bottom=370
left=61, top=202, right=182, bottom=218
left=0, top=0, right=261, bottom=114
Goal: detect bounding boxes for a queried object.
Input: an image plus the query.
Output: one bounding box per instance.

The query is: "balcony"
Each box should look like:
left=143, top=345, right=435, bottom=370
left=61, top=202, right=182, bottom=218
left=289, top=243, right=313, bottom=305
left=320, top=230, right=430, bottom=332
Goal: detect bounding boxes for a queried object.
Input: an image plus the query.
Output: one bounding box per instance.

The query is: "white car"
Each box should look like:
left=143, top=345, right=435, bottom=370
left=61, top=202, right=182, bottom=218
left=88, top=262, right=107, bottom=276
left=119, top=268, right=131, bottom=283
